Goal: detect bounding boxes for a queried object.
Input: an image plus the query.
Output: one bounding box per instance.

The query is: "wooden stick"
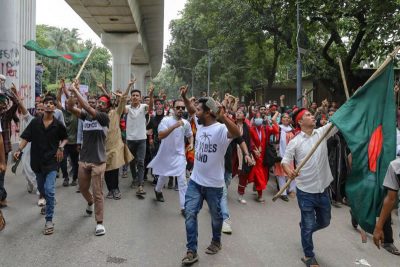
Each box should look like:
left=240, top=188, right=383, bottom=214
left=272, top=124, right=335, bottom=201
left=74, top=46, right=95, bottom=81
left=337, top=57, right=350, bottom=100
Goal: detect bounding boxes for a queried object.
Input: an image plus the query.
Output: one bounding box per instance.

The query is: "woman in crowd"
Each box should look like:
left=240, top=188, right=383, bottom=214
left=274, top=112, right=296, bottom=202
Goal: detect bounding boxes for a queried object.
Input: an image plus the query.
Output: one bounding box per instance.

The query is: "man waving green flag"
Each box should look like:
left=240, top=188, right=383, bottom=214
left=330, top=60, right=396, bottom=233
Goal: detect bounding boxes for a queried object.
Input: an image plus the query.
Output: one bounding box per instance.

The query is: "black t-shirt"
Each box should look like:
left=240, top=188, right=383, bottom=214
left=79, top=110, right=109, bottom=163
left=21, top=116, right=68, bottom=173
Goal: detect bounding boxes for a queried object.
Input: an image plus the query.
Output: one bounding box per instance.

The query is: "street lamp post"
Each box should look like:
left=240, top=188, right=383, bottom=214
left=296, top=0, right=302, bottom=107
left=190, top=47, right=211, bottom=96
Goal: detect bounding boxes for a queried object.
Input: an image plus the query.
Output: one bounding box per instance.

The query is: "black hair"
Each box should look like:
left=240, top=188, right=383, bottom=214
left=292, top=108, right=306, bottom=127
left=198, top=97, right=216, bottom=117
left=143, top=96, right=150, bottom=100
left=173, top=99, right=184, bottom=107
left=198, top=97, right=210, bottom=112
left=131, top=89, right=141, bottom=96
left=43, top=93, right=56, bottom=104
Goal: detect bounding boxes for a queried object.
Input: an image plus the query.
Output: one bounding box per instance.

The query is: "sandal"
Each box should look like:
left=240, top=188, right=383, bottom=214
left=182, top=251, right=199, bottom=265
left=0, top=210, right=5, bottom=231
left=301, top=257, right=319, bottom=267
left=205, top=241, right=222, bottom=255
left=43, top=221, right=54, bottom=235
left=382, top=243, right=400, bottom=256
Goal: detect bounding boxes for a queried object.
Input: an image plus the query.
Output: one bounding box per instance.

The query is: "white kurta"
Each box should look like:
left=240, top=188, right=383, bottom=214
left=147, top=116, right=192, bottom=176
left=21, top=114, right=37, bottom=188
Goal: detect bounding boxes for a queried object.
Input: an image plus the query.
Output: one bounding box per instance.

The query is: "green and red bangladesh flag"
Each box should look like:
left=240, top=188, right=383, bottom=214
left=24, top=40, right=89, bottom=65
left=330, top=60, right=396, bottom=233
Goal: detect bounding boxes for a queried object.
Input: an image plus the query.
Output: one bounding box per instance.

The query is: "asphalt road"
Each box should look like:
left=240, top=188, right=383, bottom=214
left=0, top=169, right=399, bottom=267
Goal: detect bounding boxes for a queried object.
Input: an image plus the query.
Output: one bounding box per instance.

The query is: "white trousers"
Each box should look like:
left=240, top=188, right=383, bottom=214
left=277, top=176, right=296, bottom=196
left=155, top=174, right=187, bottom=209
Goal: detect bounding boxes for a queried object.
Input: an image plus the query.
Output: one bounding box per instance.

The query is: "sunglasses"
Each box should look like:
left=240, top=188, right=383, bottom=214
left=175, top=106, right=185, bottom=110
left=98, top=101, right=108, bottom=106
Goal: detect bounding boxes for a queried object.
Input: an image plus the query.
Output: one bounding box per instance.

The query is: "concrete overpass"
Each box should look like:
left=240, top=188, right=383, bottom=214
left=65, top=0, right=164, bottom=93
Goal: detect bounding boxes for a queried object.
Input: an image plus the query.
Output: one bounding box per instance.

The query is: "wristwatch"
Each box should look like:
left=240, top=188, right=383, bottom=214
left=58, top=147, right=64, bottom=152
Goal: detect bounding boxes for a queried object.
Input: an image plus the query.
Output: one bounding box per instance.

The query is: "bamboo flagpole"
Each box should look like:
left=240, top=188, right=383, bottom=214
left=74, top=46, right=95, bottom=81
left=337, top=57, right=350, bottom=99
left=272, top=46, right=400, bottom=202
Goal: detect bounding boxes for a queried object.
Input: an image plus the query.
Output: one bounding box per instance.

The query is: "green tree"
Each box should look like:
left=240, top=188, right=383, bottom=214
left=166, top=0, right=400, bottom=103
left=34, top=25, right=112, bottom=93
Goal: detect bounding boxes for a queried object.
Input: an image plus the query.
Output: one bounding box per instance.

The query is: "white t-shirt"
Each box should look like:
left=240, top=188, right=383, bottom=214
left=147, top=116, right=192, bottom=176
left=191, top=119, right=231, bottom=187
left=126, top=104, right=148, bottom=141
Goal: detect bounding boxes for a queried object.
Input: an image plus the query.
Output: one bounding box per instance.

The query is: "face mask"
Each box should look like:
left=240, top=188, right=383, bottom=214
left=254, top=118, right=263, bottom=126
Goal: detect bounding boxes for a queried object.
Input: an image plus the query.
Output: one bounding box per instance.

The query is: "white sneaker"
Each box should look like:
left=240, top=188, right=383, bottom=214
left=222, top=220, right=232, bottom=234
left=38, top=198, right=46, bottom=207
left=238, top=195, right=247, bottom=204
left=95, top=224, right=106, bottom=236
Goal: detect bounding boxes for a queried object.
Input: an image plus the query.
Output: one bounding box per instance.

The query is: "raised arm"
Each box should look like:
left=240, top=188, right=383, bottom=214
left=56, top=79, right=66, bottom=110
left=97, top=82, right=110, bottom=97
left=217, top=106, right=240, bottom=139
left=279, top=95, right=286, bottom=113
left=148, top=83, right=154, bottom=114
left=115, top=79, right=135, bottom=116
left=70, top=82, right=96, bottom=117
left=180, top=85, right=196, bottom=115
left=66, top=95, right=82, bottom=118
left=231, top=97, right=239, bottom=113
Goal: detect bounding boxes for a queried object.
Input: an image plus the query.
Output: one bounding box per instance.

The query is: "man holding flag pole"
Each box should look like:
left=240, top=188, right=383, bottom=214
left=280, top=46, right=400, bottom=266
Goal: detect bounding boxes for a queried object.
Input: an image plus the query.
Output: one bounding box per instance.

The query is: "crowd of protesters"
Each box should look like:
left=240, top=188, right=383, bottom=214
left=0, top=73, right=399, bottom=266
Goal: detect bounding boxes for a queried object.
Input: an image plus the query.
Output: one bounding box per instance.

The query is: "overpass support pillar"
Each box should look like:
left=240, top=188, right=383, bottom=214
left=131, top=65, right=150, bottom=95
left=101, top=33, right=139, bottom=91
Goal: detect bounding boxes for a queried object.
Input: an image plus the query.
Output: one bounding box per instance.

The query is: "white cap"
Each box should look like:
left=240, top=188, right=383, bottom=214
left=0, top=74, right=6, bottom=80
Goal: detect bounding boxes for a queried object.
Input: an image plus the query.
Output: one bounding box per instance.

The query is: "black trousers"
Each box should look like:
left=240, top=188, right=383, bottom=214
left=60, top=144, right=79, bottom=181
left=105, top=168, right=120, bottom=191
left=383, top=214, right=394, bottom=244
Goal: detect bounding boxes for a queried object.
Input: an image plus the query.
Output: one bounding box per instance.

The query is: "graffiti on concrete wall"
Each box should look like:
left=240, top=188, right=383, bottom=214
left=0, top=48, right=19, bottom=78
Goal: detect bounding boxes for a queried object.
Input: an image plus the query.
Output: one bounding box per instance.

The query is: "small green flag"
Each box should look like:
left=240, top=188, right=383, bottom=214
left=330, top=61, right=396, bottom=233
left=24, top=40, right=89, bottom=65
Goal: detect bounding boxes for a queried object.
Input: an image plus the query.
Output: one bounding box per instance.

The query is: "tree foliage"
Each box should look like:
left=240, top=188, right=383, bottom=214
left=35, top=25, right=112, bottom=94
left=166, top=0, right=400, bottom=101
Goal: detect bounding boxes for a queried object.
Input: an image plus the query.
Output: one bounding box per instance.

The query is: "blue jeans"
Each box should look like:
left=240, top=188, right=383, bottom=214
left=36, top=171, right=57, bottom=222
left=185, top=180, right=223, bottom=253
left=297, top=187, right=331, bottom=258
left=221, top=171, right=232, bottom=221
